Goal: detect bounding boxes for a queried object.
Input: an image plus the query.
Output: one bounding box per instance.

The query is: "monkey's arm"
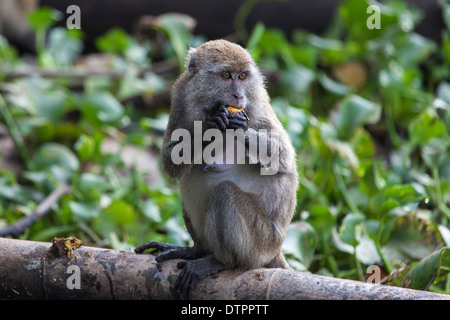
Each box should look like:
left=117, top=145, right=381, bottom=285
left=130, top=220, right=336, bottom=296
left=244, top=127, right=296, bottom=175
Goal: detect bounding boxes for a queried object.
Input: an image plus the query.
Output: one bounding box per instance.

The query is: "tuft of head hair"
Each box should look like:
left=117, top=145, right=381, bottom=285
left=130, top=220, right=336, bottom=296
left=185, top=40, right=253, bottom=75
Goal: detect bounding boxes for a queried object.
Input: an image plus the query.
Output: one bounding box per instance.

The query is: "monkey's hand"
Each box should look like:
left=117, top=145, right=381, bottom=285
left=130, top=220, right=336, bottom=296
left=134, top=241, right=203, bottom=263
left=206, top=105, right=249, bottom=131
left=175, top=256, right=225, bottom=299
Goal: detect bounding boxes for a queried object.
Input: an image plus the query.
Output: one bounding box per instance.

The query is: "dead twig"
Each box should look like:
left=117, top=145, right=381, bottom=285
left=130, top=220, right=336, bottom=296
left=0, top=185, right=72, bottom=238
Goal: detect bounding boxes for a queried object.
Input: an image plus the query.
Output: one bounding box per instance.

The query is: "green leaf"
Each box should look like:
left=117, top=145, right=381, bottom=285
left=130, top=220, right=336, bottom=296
left=31, top=143, right=79, bottom=173
left=247, top=22, right=265, bottom=54
left=27, top=7, right=62, bottom=32
left=83, top=92, right=124, bottom=124
left=0, top=177, right=43, bottom=204
left=151, top=13, right=196, bottom=69
left=319, top=73, right=351, bottom=96
left=403, top=247, right=450, bottom=290
left=396, top=33, right=436, bottom=67
left=441, top=0, right=450, bottom=29
left=78, top=173, right=107, bottom=200
left=142, top=199, right=162, bottom=223
left=46, top=27, right=84, bottom=66
left=103, top=200, right=137, bottom=225
left=74, top=135, right=95, bottom=161
left=355, top=234, right=381, bottom=265
left=339, top=213, right=364, bottom=246
left=281, top=66, right=315, bottom=102
left=283, top=222, right=317, bottom=269
left=409, top=110, right=446, bottom=145
left=68, top=201, right=99, bottom=220
left=332, top=94, right=381, bottom=139
left=95, top=28, right=132, bottom=54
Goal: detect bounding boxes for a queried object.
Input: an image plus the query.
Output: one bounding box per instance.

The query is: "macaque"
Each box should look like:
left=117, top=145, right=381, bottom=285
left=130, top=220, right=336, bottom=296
left=135, top=39, right=298, bottom=299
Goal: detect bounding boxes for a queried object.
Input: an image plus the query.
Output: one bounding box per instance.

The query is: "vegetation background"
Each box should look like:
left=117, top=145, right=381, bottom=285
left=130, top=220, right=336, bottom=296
left=0, top=0, right=449, bottom=293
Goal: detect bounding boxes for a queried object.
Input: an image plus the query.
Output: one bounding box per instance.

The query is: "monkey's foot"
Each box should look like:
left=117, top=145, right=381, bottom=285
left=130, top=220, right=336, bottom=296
left=134, top=241, right=203, bottom=263
left=175, top=256, right=226, bottom=299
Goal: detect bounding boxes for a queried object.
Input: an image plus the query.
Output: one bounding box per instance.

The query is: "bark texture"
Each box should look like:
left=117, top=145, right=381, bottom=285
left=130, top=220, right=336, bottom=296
left=1, top=237, right=449, bottom=300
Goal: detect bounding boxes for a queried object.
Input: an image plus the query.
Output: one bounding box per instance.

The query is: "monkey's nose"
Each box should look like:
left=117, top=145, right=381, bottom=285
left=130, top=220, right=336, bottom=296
left=232, top=93, right=244, bottom=103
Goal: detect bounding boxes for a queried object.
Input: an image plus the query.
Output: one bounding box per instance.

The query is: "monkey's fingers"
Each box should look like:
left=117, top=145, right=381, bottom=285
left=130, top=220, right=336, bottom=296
left=227, top=118, right=248, bottom=130
left=233, top=111, right=249, bottom=121
left=134, top=241, right=180, bottom=254
left=206, top=115, right=228, bottom=130
left=155, top=246, right=203, bottom=263
left=218, top=104, right=230, bottom=117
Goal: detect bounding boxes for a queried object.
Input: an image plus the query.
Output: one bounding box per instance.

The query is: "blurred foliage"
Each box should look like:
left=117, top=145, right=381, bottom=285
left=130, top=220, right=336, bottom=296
left=0, top=0, right=449, bottom=293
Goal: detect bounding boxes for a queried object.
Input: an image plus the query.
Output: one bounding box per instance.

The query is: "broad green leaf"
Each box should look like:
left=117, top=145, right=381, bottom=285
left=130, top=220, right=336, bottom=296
left=83, top=91, right=124, bottom=124
left=95, top=28, right=132, bottom=54
left=319, top=73, right=351, bottom=96
left=142, top=199, right=162, bottom=223
left=396, top=33, right=436, bottom=67
left=0, top=179, right=43, bottom=204
left=151, top=13, right=196, bottom=69
left=74, top=135, right=95, bottom=161
left=78, top=173, right=107, bottom=199
left=339, top=213, right=364, bottom=246
left=332, top=94, right=381, bottom=139
left=283, top=222, right=317, bottom=269
left=409, top=110, right=446, bottom=144
left=165, top=217, right=191, bottom=246
left=27, top=7, right=61, bottom=32
left=439, top=225, right=450, bottom=247
left=68, top=201, right=99, bottom=220
left=355, top=234, right=381, bottom=265
left=402, top=247, right=450, bottom=290
left=104, top=200, right=137, bottom=225
left=332, top=227, right=354, bottom=254
left=247, top=22, right=265, bottom=54
left=31, top=143, right=79, bottom=172
left=46, top=27, right=83, bottom=66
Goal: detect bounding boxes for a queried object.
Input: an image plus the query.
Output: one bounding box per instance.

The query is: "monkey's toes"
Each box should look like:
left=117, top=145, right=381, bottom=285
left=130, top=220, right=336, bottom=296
left=174, top=256, right=226, bottom=299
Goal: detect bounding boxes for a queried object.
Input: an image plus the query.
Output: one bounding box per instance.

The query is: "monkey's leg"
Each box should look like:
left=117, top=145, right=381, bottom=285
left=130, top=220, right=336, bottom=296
left=175, top=181, right=286, bottom=299
left=204, top=181, right=285, bottom=269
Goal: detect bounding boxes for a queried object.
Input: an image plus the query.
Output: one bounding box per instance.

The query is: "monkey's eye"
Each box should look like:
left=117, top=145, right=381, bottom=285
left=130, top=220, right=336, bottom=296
left=222, top=71, right=231, bottom=79
left=238, top=72, right=247, bottom=80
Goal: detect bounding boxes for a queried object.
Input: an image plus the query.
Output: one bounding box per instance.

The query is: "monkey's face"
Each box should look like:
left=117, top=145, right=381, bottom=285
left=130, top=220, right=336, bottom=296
left=193, top=63, right=263, bottom=115
left=184, top=40, right=264, bottom=114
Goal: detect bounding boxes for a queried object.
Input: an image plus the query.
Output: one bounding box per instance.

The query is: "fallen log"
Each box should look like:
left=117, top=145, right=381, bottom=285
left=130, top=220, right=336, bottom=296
left=0, top=237, right=449, bottom=300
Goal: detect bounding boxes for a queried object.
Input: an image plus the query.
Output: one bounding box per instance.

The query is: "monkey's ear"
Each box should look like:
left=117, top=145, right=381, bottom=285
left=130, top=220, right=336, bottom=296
left=185, top=47, right=198, bottom=74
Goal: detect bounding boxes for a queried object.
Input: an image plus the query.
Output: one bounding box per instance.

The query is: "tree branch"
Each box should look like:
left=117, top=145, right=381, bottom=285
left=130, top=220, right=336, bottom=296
left=0, top=185, right=72, bottom=238
left=0, top=237, right=449, bottom=300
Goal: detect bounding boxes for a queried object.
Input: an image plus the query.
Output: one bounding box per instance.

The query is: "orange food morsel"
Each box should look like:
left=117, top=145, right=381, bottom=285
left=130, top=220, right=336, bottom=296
left=226, top=106, right=243, bottom=114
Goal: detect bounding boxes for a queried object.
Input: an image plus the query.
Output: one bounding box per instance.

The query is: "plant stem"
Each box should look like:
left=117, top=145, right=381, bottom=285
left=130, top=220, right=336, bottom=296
left=334, top=163, right=359, bottom=214
left=0, top=94, right=31, bottom=170
left=432, top=165, right=450, bottom=219
left=354, top=251, right=365, bottom=281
